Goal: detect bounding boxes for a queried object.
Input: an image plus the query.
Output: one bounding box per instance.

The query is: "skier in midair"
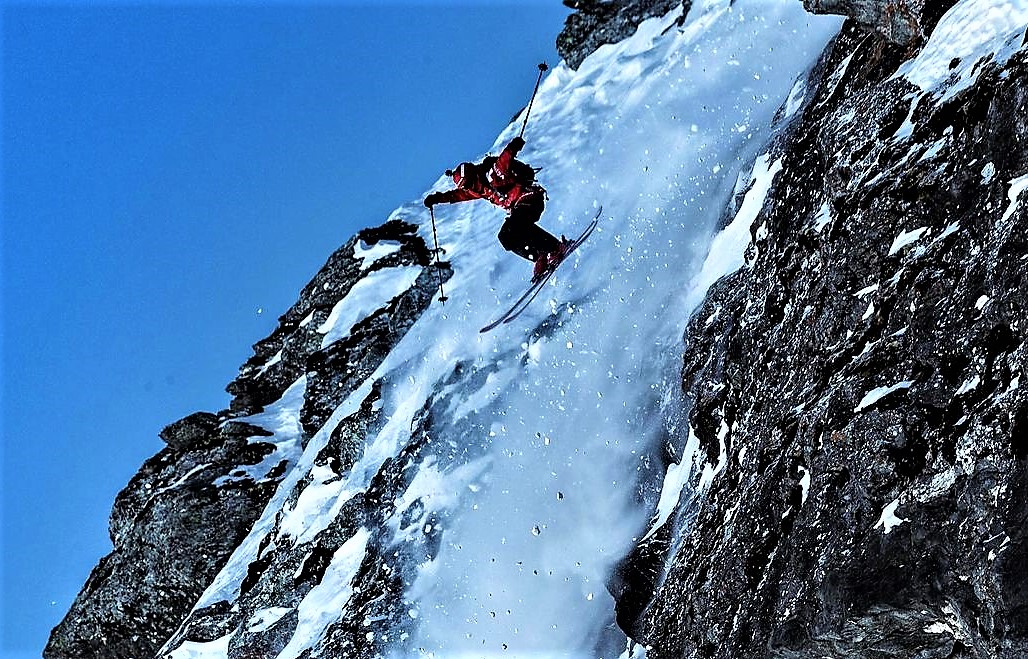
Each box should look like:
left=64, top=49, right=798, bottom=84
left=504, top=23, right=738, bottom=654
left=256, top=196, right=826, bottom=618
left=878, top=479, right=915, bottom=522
left=424, top=135, right=571, bottom=282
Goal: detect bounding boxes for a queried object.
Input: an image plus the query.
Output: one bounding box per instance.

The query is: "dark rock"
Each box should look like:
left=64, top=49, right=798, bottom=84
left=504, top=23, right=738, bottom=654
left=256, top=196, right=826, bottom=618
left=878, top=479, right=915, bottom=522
left=801, top=0, right=957, bottom=47
left=300, top=266, right=446, bottom=436
left=558, top=0, right=687, bottom=70
left=618, top=19, right=1028, bottom=659
left=225, top=219, right=433, bottom=418
left=159, top=411, right=220, bottom=450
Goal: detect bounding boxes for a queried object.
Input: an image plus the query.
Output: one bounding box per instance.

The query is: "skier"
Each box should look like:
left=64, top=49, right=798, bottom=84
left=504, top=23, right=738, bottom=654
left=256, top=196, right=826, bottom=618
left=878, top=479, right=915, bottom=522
left=424, top=135, right=571, bottom=282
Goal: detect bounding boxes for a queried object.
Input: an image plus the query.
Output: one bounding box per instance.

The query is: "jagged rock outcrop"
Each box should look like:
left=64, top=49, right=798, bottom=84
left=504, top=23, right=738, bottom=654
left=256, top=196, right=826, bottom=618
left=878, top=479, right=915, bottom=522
left=620, top=8, right=1028, bottom=659
left=45, top=219, right=449, bottom=659
left=801, top=0, right=952, bottom=46
left=557, top=0, right=688, bottom=69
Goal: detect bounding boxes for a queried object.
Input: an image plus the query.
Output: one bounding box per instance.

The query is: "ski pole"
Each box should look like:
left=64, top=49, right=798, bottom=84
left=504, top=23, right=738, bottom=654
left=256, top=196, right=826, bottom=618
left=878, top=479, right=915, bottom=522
left=519, top=62, right=549, bottom=139
left=429, top=206, right=449, bottom=304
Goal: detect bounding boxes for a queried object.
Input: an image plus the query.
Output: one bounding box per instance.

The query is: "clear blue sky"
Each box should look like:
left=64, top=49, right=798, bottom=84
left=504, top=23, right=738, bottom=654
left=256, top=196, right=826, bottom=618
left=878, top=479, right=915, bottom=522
left=1, top=2, right=570, bottom=655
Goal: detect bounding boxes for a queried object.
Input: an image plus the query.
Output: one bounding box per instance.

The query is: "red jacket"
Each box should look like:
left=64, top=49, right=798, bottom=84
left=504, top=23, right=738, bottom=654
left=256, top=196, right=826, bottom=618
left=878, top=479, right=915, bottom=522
left=429, top=137, right=542, bottom=211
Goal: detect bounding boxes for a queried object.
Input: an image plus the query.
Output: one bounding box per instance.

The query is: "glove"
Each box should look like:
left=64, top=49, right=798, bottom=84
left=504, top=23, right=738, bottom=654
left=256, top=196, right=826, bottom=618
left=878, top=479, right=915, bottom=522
left=424, top=193, right=442, bottom=207
left=509, top=136, right=526, bottom=153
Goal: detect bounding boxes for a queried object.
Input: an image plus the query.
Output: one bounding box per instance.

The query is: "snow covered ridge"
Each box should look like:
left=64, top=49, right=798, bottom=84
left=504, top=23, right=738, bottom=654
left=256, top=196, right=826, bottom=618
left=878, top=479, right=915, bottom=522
left=619, top=1, right=1028, bottom=656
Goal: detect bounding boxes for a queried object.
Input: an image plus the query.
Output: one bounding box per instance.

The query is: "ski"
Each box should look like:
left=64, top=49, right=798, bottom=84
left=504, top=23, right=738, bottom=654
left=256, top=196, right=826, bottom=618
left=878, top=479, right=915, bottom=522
left=479, top=206, right=602, bottom=333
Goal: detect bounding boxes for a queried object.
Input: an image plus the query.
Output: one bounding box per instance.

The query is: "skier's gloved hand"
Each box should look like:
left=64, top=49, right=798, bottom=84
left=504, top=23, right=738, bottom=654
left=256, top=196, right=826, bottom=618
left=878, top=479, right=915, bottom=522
left=424, top=193, right=442, bottom=208
left=509, top=136, right=526, bottom=154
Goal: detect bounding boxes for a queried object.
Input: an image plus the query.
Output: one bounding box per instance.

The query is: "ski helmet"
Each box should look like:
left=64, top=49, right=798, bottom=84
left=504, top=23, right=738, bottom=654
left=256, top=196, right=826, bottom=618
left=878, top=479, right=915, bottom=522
left=451, top=162, right=475, bottom=186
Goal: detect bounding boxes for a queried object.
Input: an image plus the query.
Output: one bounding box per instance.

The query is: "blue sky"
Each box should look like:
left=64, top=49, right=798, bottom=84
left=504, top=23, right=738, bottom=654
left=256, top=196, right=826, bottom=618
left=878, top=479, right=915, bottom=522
left=1, top=2, right=570, bottom=655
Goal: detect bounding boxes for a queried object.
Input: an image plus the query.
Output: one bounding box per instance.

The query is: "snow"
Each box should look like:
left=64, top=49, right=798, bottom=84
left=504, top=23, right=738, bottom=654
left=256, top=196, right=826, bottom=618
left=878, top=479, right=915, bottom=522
left=854, top=283, right=879, bottom=298
left=897, top=0, right=1028, bottom=96
left=166, top=635, right=231, bottom=659
left=783, top=77, right=807, bottom=119
left=257, top=349, right=283, bottom=377
left=641, top=425, right=702, bottom=541
left=854, top=380, right=914, bottom=412
left=956, top=375, right=981, bottom=395
left=354, top=238, right=402, bottom=269
left=277, top=529, right=371, bottom=659
left=407, top=3, right=839, bottom=653
left=981, top=161, right=997, bottom=183
left=155, top=462, right=211, bottom=496
left=318, top=265, right=422, bottom=348
left=687, top=153, right=784, bottom=310
left=936, top=221, right=962, bottom=243
left=812, top=201, right=833, bottom=233
left=246, top=607, right=293, bottom=634
left=889, top=1, right=1028, bottom=146
left=888, top=227, right=929, bottom=256
left=1001, top=173, right=1028, bottom=223
left=189, top=375, right=377, bottom=614
left=918, top=136, right=948, bottom=162
left=875, top=498, right=907, bottom=534
left=798, top=466, right=811, bottom=506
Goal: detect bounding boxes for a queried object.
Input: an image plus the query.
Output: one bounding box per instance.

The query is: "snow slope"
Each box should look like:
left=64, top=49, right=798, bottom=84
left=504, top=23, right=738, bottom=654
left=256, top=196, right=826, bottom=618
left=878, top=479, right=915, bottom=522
left=160, top=1, right=842, bottom=657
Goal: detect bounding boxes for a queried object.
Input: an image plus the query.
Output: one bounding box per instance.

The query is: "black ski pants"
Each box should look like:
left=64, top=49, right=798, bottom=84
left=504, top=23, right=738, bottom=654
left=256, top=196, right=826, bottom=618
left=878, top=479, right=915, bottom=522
left=497, top=191, right=559, bottom=262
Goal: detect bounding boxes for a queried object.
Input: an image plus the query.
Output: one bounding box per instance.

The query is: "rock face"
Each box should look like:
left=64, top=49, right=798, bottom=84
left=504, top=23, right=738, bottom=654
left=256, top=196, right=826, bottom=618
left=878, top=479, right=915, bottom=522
left=557, top=0, right=688, bottom=69
left=619, top=6, right=1028, bottom=659
left=44, top=219, right=448, bottom=659
left=801, top=0, right=952, bottom=46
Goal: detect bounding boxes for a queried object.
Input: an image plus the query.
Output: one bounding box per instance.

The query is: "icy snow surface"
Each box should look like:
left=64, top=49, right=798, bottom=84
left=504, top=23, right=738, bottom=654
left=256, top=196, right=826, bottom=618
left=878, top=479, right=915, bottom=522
left=898, top=0, right=1028, bottom=94
left=164, top=1, right=841, bottom=657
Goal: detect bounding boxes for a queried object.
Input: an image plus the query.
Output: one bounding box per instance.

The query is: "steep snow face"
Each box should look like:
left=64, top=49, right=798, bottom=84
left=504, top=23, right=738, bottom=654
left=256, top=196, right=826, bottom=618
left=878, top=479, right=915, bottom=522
left=404, top=2, right=840, bottom=655
left=155, top=1, right=841, bottom=658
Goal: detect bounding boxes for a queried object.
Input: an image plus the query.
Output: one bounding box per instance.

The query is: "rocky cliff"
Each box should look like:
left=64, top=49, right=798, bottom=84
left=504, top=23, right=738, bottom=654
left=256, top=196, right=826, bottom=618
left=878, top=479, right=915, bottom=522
left=619, top=2, right=1028, bottom=657
left=46, top=2, right=1028, bottom=658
